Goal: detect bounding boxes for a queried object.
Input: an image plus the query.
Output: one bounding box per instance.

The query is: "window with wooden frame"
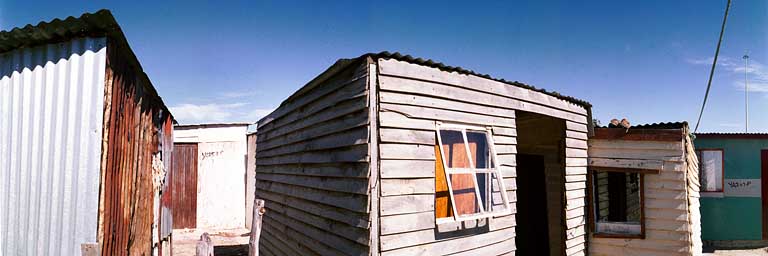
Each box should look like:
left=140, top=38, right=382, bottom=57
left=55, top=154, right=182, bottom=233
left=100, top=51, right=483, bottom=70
left=434, top=123, right=511, bottom=223
left=696, top=149, right=724, bottom=193
left=589, top=169, right=645, bottom=238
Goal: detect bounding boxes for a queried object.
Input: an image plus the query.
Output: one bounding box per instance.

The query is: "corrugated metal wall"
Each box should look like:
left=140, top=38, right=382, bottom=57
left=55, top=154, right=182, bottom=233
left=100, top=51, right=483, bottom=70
left=98, top=38, right=174, bottom=256
left=0, top=37, right=107, bottom=256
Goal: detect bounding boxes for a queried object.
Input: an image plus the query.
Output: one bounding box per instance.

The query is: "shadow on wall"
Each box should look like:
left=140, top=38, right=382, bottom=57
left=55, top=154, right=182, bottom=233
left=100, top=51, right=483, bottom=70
left=214, top=244, right=249, bottom=256
left=434, top=221, right=491, bottom=240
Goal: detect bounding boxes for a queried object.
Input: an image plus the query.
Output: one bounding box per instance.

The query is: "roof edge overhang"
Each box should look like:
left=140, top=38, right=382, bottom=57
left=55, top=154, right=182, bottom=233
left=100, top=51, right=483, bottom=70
left=694, top=133, right=768, bottom=139
left=0, top=9, right=176, bottom=124
left=593, top=125, right=688, bottom=142
left=258, top=51, right=592, bottom=126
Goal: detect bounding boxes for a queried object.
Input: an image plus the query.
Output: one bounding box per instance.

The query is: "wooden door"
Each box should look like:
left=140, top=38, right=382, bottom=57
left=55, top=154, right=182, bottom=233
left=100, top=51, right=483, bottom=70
left=171, top=143, right=198, bottom=229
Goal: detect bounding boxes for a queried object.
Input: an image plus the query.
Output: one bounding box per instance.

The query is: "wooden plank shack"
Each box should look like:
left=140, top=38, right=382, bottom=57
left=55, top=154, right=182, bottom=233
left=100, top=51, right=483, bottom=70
left=587, top=123, right=702, bottom=256
left=254, top=52, right=592, bottom=255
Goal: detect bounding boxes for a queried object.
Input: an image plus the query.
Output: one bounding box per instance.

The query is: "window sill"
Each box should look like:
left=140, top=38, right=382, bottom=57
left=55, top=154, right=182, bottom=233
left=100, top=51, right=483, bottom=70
left=701, top=192, right=725, bottom=198
left=593, top=232, right=645, bottom=239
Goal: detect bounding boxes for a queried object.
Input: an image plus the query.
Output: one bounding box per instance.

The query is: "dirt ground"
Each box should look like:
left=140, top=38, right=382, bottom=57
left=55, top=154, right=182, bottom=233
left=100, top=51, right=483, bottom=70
left=170, top=231, right=768, bottom=256
left=172, top=228, right=251, bottom=256
left=704, top=247, right=768, bottom=255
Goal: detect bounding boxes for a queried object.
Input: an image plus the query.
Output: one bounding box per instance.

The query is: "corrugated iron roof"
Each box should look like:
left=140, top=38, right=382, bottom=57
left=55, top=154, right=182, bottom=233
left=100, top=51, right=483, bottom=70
left=363, top=52, right=591, bottom=108
left=0, top=10, right=119, bottom=53
left=598, top=121, right=688, bottom=129
left=1, top=9, right=175, bottom=123
left=174, top=123, right=252, bottom=130
left=279, top=52, right=592, bottom=111
left=694, top=132, right=768, bottom=139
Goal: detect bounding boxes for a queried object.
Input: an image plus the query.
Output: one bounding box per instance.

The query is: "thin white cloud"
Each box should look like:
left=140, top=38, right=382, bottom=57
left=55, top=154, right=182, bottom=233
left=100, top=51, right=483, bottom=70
left=689, top=56, right=768, bottom=94
left=169, top=102, right=247, bottom=124
left=168, top=99, right=276, bottom=125
left=218, top=90, right=262, bottom=99
left=246, top=108, right=275, bottom=121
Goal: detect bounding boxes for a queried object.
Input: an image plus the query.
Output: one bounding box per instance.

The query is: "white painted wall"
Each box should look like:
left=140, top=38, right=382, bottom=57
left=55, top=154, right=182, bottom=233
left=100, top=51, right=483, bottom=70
left=174, top=125, right=248, bottom=228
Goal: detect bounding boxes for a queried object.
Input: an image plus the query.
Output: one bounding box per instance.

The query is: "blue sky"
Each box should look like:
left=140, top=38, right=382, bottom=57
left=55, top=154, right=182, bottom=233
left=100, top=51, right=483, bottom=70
left=1, top=1, right=766, bottom=132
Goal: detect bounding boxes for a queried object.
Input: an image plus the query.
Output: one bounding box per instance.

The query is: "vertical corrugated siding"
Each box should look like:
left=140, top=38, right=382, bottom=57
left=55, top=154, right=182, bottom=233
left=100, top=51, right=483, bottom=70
left=0, top=37, right=107, bottom=256
left=99, top=39, right=174, bottom=256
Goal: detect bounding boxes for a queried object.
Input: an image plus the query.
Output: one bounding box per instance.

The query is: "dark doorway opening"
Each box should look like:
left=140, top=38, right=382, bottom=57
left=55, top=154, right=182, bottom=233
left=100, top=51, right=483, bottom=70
left=516, top=154, right=550, bottom=254
left=514, top=111, right=566, bottom=256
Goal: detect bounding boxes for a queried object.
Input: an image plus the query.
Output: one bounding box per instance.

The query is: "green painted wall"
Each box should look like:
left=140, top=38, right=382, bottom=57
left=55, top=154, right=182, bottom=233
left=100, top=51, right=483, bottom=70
left=694, top=137, right=768, bottom=240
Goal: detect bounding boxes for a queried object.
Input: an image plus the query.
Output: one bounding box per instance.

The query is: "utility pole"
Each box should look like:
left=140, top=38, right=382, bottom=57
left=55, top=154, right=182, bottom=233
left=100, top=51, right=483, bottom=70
left=743, top=52, right=749, bottom=132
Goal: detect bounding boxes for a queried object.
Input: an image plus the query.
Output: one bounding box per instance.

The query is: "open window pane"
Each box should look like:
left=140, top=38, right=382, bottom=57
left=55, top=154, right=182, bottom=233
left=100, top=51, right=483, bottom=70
left=593, top=171, right=642, bottom=236
left=439, top=130, right=471, bottom=168
left=698, top=150, right=723, bottom=192
left=435, top=145, right=452, bottom=218
left=436, top=124, right=509, bottom=222
left=486, top=172, right=508, bottom=211
left=466, top=131, right=492, bottom=169
left=450, top=173, right=481, bottom=216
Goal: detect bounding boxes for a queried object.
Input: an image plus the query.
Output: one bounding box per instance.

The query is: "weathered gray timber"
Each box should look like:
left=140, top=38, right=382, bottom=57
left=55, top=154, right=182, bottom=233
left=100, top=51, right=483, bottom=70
left=588, top=123, right=702, bottom=256
left=254, top=52, right=593, bottom=256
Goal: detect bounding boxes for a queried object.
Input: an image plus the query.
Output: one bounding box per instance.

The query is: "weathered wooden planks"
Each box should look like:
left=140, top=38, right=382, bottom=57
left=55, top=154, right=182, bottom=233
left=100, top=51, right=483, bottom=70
left=587, top=134, right=697, bottom=255
left=377, top=59, right=588, bottom=116
left=375, top=57, right=590, bottom=256
left=255, top=61, right=372, bottom=256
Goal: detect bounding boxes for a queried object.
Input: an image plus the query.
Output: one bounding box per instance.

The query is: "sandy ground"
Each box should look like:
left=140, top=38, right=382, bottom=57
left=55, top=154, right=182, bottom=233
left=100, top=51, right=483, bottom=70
left=704, top=247, right=768, bottom=255
left=170, top=230, right=768, bottom=256
left=172, top=228, right=251, bottom=256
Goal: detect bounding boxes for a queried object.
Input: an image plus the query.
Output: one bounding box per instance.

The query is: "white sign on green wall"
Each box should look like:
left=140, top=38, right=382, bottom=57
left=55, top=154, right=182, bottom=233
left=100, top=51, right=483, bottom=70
left=724, top=179, right=761, bottom=197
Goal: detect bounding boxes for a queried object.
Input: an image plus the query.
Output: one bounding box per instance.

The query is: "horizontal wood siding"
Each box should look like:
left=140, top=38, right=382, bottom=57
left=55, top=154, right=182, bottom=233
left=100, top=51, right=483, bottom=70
left=588, top=137, right=697, bottom=256
left=376, top=58, right=590, bottom=255
left=255, top=61, right=371, bottom=256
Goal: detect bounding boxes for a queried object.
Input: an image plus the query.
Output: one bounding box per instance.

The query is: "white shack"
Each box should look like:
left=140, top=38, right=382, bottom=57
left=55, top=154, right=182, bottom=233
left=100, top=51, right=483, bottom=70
left=172, top=123, right=249, bottom=229
left=255, top=52, right=593, bottom=255
left=587, top=122, right=702, bottom=255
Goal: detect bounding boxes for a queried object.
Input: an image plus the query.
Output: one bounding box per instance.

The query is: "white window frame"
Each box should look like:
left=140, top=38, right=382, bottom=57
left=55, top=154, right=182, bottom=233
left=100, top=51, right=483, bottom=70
left=696, top=149, right=725, bottom=193
left=435, top=122, right=511, bottom=224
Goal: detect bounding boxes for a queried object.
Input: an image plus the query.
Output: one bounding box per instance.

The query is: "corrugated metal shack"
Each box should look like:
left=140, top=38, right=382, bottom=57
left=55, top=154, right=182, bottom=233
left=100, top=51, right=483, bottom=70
left=255, top=52, right=593, bottom=255
left=0, top=10, right=175, bottom=256
left=172, top=123, right=249, bottom=229
left=587, top=122, right=702, bottom=255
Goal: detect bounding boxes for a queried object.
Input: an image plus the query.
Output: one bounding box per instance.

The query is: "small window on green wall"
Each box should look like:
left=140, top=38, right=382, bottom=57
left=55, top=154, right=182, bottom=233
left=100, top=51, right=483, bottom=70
left=697, top=149, right=724, bottom=192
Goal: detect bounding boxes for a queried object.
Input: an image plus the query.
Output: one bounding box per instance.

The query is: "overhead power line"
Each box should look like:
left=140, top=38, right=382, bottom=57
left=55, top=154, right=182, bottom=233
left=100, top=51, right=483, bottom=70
left=694, top=0, right=732, bottom=133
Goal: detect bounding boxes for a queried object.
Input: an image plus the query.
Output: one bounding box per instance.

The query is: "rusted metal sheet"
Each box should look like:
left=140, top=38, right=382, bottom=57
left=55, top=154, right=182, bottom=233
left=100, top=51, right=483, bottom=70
left=170, top=143, right=198, bottom=229
left=98, top=38, right=174, bottom=256
left=0, top=37, right=107, bottom=256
